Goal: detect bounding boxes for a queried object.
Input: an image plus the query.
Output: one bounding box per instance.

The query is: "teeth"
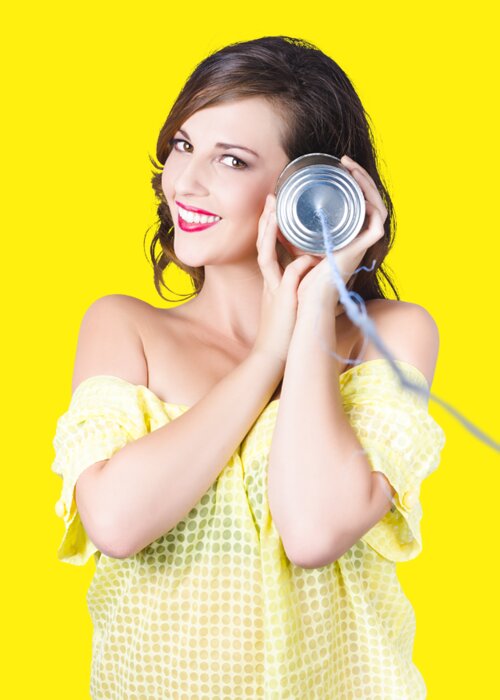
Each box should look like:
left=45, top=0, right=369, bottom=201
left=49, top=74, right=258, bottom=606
left=179, top=207, right=221, bottom=224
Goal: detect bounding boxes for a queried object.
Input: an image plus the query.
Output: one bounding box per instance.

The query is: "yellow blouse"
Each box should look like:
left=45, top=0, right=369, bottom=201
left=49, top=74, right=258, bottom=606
left=51, top=359, right=446, bottom=700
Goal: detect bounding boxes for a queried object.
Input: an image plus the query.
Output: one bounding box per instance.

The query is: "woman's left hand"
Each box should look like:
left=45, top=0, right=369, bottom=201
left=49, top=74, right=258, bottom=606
left=296, top=154, right=388, bottom=313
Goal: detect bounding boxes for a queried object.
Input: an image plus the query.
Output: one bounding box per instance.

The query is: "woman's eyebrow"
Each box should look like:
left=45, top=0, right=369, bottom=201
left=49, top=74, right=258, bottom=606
left=178, top=128, right=260, bottom=158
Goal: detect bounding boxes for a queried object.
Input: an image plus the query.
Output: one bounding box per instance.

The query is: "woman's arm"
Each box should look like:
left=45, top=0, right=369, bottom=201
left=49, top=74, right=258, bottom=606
left=268, top=300, right=438, bottom=569
left=73, top=296, right=285, bottom=559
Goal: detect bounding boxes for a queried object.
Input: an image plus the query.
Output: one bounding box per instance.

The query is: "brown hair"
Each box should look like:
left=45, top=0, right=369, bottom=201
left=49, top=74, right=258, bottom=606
left=146, top=35, right=400, bottom=303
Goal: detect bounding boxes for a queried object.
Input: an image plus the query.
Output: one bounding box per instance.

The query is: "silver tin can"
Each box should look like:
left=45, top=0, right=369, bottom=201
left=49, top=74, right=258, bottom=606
left=274, top=153, right=366, bottom=254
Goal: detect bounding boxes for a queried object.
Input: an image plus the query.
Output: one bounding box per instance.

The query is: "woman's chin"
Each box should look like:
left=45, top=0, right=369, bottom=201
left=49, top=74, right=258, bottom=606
left=172, top=246, right=206, bottom=269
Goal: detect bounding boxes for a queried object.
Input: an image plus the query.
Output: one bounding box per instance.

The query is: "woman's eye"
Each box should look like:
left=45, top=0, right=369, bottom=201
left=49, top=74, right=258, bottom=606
left=170, top=138, right=191, bottom=152
left=220, top=155, right=248, bottom=169
left=169, top=138, right=247, bottom=169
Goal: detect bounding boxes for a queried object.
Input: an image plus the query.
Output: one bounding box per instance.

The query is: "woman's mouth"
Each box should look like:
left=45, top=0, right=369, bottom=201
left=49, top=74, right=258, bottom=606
left=177, top=206, right=222, bottom=232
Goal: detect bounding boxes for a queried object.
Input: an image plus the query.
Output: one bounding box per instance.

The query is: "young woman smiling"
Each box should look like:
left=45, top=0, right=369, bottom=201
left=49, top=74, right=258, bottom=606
left=51, top=35, right=445, bottom=699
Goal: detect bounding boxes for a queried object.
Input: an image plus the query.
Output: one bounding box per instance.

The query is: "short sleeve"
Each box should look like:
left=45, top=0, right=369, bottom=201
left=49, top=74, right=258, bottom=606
left=340, top=359, right=446, bottom=563
left=50, top=374, right=171, bottom=566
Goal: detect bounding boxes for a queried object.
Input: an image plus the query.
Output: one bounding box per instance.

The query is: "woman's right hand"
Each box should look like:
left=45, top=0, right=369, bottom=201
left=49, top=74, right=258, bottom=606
left=252, top=193, right=322, bottom=366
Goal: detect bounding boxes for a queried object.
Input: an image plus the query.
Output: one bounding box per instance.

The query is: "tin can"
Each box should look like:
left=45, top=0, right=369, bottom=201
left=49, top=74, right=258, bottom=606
left=274, top=153, right=366, bottom=255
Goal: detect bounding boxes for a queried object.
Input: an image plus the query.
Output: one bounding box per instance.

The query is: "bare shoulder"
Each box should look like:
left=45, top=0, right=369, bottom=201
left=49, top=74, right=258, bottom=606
left=71, top=294, right=150, bottom=394
left=365, top=298, right=439, bottom=336
left=353, top=298, right=440, bottom=389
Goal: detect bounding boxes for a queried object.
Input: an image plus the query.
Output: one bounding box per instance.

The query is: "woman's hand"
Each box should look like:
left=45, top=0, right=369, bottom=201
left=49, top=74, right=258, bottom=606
left=296, top=154, right=388, bottom=313
left=252, top=193, right=322, bottom=365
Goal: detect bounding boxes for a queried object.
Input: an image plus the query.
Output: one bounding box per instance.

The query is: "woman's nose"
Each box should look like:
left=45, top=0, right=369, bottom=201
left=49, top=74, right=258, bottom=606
left=174, top=155, right=210, bottom=196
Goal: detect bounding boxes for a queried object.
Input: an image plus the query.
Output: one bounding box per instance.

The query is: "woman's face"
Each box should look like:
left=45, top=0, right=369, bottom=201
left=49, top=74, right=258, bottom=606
left=161, top=97, right=298, bottom=268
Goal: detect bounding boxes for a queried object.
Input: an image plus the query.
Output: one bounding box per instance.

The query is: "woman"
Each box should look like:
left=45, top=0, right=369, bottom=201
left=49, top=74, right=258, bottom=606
left=51, top=35, right=446, bottom=699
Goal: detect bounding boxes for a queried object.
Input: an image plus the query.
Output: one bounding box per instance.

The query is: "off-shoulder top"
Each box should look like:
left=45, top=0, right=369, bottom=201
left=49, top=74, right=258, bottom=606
left=51, top=359, right=446, bottom=699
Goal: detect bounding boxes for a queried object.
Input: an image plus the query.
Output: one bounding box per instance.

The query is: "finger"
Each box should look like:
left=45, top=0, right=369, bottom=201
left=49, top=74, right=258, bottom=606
left=351, top=170, right=388, bottom=222
left=355, top=201, right=385, bottom=246
left=340, top=156, right=387, bottom=217
left=341, top=155, right=377, bottom=188
left=258, top=206, right=283, bottom=289
left=257, top=195, right=273, bottom=248
left=343, top=201, right=380, bottom=248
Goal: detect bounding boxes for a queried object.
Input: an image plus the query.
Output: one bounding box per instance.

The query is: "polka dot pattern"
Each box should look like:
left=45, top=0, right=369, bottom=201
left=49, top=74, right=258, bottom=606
left=51, top=359, right=446, bottom=699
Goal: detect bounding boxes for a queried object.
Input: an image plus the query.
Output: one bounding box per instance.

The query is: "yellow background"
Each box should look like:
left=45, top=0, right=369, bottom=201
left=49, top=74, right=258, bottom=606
left=2, top=1, right=498, bottom=697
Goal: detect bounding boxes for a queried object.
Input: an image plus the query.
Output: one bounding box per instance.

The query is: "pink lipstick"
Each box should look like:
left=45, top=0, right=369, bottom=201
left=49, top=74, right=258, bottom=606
left=175, top=200, right=219, bottom=217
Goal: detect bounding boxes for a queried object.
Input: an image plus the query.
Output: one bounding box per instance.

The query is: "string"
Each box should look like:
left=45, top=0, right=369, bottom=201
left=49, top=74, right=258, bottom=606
left=311, top=209, right=500, bottom=475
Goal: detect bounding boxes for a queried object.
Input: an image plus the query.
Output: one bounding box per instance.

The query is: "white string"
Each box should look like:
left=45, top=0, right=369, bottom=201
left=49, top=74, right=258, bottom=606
left=312, top=208, right=500, bottom=453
